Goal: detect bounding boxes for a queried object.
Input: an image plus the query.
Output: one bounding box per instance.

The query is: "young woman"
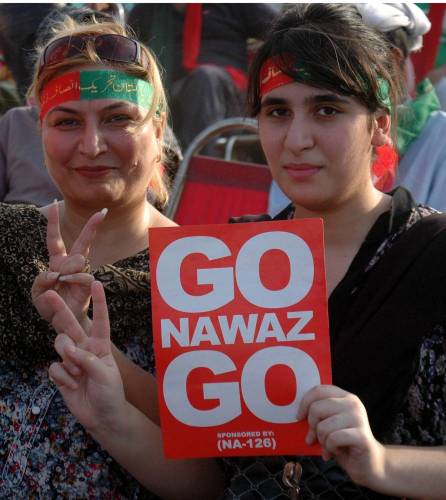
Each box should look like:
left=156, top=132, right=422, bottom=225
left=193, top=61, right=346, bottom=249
left=0, top=16, right=223, bottom=499
left=41, top=4, right=446, bottom=499
left=223, top=5, right=446, bottom=499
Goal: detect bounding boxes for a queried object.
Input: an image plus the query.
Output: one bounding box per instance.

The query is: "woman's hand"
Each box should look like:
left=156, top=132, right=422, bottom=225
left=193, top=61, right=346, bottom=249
left=48, top=280, right=127, bottom=434
left=48, top=282, right=225, bottom=499
left=32, top=202, right=106, bottom=329
left=298, top=385, right=386, bottom=488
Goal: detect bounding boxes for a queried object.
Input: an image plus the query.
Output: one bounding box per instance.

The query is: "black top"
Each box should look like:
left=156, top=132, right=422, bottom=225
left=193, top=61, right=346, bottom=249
left=224, top=187, right=446, bottom=499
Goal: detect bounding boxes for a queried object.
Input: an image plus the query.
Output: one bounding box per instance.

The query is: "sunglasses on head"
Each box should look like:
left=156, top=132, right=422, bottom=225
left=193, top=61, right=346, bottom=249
left=39, top=34, right=147, bottom=74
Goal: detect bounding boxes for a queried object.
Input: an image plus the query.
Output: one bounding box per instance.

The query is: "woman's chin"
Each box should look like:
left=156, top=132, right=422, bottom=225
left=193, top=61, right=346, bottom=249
left=282, top=186, right=334, bottom=213
left=65, top=189, right=124, bottom=209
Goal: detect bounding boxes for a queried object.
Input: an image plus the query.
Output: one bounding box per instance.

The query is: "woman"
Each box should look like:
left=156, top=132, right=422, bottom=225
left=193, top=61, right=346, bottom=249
left=44, top=4, right=446, bottom=499
left=0, top=16, right=222, bottom=499
left=223, top=4, right=446, bottom=499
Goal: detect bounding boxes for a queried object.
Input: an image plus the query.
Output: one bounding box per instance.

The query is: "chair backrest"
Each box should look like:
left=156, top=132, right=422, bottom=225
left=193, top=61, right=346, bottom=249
left=165, top=118, right=272, bottom=224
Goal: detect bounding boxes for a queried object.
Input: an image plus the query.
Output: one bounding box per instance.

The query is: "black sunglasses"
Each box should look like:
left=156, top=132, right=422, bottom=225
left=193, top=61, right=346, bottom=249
left=39, top=34, right=146, bottom=74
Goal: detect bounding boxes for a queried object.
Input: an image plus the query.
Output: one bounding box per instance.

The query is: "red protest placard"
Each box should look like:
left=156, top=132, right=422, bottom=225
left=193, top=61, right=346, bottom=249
left=150, top=219, right=331, bottom=459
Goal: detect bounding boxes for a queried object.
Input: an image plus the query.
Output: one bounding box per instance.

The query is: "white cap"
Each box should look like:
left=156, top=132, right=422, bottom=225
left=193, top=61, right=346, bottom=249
left=355, top=3, right=431, bottom=52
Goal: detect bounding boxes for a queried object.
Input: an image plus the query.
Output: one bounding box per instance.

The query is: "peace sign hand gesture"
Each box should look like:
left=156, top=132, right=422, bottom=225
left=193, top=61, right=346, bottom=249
left=32, top=201, right=107, bottom=330
left=48, top=281, right=125, bottom=433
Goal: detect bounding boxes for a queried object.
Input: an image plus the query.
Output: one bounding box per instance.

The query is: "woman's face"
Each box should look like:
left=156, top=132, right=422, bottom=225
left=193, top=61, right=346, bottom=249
left=41, top=82, right=162, bottom=210
left=258, top=81, right=388, bottom=212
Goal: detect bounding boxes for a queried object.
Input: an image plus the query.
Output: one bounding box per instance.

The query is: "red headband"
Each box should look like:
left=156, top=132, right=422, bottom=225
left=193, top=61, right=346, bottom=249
left=259, top=57, right=294, bottom=97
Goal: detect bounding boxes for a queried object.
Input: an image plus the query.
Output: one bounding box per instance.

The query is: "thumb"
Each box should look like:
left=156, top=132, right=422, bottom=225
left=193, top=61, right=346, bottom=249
left=32, top=271, right=60, bottom=299
left=32, top=273, right=61, bottom=321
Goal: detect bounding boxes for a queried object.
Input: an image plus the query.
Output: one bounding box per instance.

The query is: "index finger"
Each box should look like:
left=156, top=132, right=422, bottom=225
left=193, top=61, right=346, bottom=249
left=46, top=200, right=67, bottom=259
left=69, top=208, right=107, bottom=257
left=90, top=280, right=111, bottom=346
left=43, top=289, right=88, bottom=345
left=297, top=384, right=347, bottom=420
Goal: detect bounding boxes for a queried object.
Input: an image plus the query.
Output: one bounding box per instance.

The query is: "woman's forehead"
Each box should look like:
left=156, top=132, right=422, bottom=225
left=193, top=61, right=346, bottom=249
left=48, top=98, right=141, bottom=115
left=57, top=98, right=136, bottom=110
left=261, top=81, right=351, bottom=104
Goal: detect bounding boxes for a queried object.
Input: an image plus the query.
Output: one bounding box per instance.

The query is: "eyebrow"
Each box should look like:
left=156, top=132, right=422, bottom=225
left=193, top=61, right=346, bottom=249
left=47, top=102, right=131, bottom=116
left=260, top=93, right=351, bottom=108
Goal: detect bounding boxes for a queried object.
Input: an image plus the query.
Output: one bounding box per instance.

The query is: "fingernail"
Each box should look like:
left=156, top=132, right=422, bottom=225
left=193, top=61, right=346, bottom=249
left=305, top=430, right=314, bottom=445
left=66, top=345, right=76, bottom=354
left=69, top=365, right=81, bottom=376
left=100, top=208, right=108, bottom=217
left=58, top=275, right=74, bottom=282
left=53, top=198, right=58, bottom=205
left=47, top=272, right=60, bottom=280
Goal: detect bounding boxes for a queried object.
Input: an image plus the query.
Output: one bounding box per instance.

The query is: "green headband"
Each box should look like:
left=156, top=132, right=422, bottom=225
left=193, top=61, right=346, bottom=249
left=40, top=69, right=154, bottom=118
left=376, top=79, right=391, bottom=111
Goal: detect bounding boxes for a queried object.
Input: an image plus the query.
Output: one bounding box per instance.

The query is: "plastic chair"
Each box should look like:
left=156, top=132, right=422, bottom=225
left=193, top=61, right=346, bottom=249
left=165, top=118, right=272, bottom=225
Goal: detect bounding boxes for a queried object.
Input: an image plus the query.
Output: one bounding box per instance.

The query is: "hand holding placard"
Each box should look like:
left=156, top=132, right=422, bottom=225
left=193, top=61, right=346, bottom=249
left=150, top=219, right=331, bottom=458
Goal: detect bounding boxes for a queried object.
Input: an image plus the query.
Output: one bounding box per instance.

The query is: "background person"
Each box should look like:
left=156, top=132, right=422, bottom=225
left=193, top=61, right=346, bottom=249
left=356, top=2, right=446, bottom=212
left=0, top=105, right=61, bottom=204
left=128, top=3, right=278, bottom=150
left=0, top=3, right=56, bottom=103
left=428, top=63, right=446, bottom=110
left=0, top=16, right=222, bottom=498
